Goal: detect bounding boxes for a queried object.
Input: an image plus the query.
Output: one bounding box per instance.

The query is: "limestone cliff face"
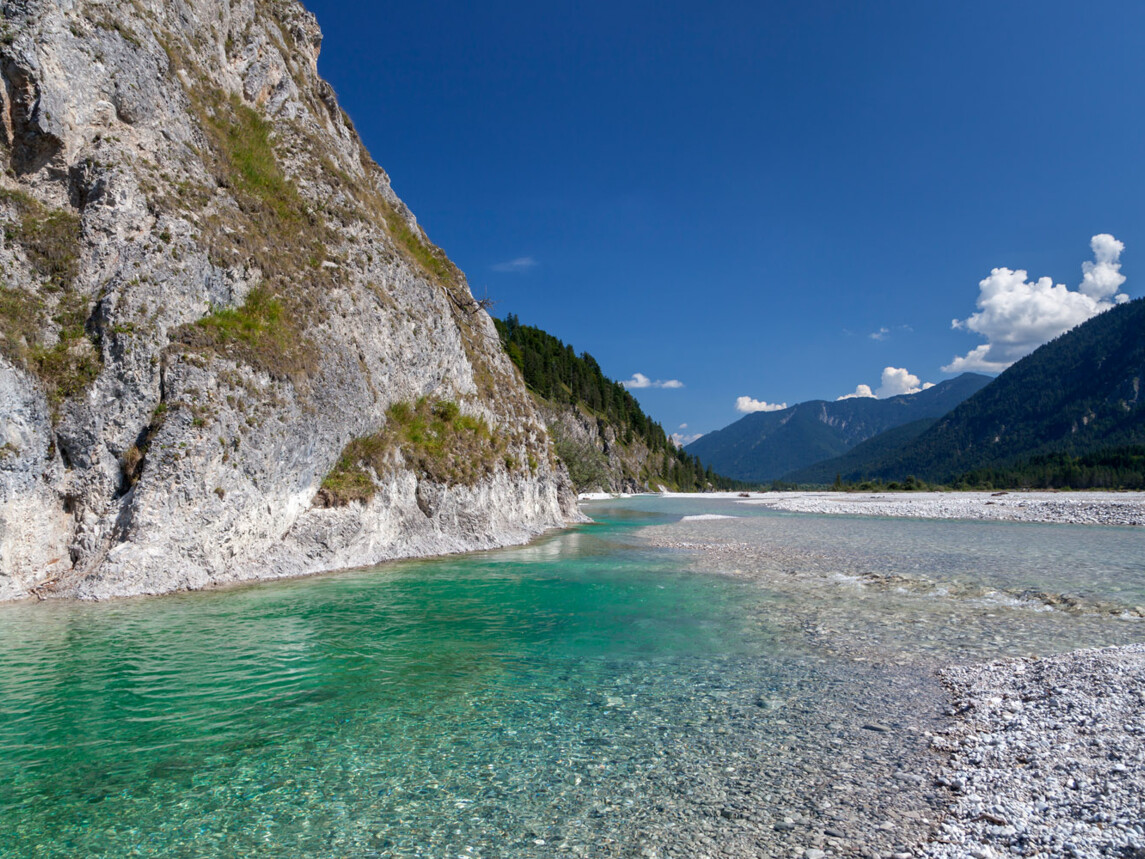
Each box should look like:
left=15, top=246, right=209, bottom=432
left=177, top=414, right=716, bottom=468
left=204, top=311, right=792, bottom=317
left=0, top=0, right=578, bottom=600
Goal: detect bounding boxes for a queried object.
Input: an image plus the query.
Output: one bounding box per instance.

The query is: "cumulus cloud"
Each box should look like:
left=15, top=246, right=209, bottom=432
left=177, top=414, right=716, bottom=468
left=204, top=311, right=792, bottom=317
left=837, top=368, right=934, bottom=401
left=1080, top=234, right=1127, bottom=300
left=735, top=396, right=788, bottom=413
left=876, top=367, right=932, bottom=398
left=944, top=235, right=1129, bottom=374
left=623, top=373, right=684, bottom=390
left=837, top=384, right=875, bottom=400
left=491, top=256, right=537, bottom=273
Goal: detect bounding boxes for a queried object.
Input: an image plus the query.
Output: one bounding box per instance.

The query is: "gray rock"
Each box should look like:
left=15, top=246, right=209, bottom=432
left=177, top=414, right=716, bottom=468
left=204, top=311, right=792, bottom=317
left=0, top=0, right=581, bottom=600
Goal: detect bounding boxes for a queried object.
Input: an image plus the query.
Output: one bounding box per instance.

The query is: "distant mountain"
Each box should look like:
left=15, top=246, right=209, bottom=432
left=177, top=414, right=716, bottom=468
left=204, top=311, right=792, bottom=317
left=847, top=298, right=1145, bottom=482
left=782, top=418, right=939, bottom=484
left=684, top=373, right=992, bottom=483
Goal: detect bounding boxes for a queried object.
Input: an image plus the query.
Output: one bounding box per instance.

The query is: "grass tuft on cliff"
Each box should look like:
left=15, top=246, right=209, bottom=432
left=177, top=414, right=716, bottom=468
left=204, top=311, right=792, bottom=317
left=0, top=190, right=101, bottom=413
left=317, top=398, right=509, bottom=507
left=0, top=188, right=82, bottom=289
left=169, top=92, right=332, bottom=380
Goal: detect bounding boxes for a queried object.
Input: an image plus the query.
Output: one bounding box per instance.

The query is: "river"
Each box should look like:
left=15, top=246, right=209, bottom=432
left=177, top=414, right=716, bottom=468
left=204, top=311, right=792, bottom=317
left=2, top=496, right=1141, bottom=857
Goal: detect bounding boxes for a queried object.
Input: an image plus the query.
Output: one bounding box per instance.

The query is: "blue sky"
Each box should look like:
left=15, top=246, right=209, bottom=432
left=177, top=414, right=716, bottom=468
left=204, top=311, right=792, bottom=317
left=304, top=0, right=1144, bottom=441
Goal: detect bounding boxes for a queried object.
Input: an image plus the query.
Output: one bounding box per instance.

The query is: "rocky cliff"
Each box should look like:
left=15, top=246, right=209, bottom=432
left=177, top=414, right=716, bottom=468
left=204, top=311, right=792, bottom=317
left=538, top=400, right=661, bottom=494
left=0, top=0, right=579, bottom=601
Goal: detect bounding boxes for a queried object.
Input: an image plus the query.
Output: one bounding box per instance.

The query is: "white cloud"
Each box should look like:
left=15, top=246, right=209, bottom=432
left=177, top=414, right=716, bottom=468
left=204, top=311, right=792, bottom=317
left=735, top=396, right=787, bottom=413
left=1080, top=234, right=1126, bottom=300
left=944, top=235, right=1129, bottom=374
left=869, top=327, right=890, bottom=341
left=876, top=366, right=926, bottom=398
left=838, top=368, right=935, bottom=401
left=491, top=256, right=537, bottom=273
left=837, top=384, right=875, bottom=400
left=622, top=372, right=684, bottom=390
left=671, top=431, right=704, bottom=447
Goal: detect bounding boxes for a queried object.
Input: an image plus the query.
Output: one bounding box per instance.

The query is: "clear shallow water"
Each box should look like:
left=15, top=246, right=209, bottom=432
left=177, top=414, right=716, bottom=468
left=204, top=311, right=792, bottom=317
left=1, top=498, right=1142, bottom=858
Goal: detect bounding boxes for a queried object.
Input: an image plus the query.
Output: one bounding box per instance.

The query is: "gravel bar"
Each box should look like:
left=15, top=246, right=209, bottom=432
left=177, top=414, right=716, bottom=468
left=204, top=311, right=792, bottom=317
left=924, top=644, right=1145, bottom=858
left=736, top=491, right=1145, bottom=527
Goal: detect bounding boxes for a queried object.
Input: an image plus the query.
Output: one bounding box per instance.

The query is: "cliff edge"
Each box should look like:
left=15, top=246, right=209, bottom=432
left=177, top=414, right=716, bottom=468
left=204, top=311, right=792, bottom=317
left=0, top=0, right=579, bottom=600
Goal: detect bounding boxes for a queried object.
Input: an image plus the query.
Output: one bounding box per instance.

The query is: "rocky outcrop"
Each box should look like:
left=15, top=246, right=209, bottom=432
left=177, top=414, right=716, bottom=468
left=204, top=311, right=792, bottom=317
left=0, top=0, right=578, bottom=601
left=539, top=399, right=674, bottom=494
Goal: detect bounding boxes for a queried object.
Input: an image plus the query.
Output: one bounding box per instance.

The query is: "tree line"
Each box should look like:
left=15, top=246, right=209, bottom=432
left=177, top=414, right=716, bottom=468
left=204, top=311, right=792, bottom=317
left=495, top=314, right=748, bottom=491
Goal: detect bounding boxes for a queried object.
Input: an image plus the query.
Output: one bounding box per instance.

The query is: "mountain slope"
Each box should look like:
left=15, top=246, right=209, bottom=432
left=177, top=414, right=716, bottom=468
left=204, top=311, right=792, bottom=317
left=685, top=373, right=992, bottom=482
left=859, top=298, right=1145, bottom=482
left=495, top=315, right=743, bottom=492
left=0, top=0, right=576, bottom=601
left=782, top=418, right=940, bottom=484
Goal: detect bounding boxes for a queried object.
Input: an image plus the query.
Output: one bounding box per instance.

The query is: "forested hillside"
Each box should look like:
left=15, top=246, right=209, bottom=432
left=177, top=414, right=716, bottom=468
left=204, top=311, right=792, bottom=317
left=495, top=315, right=745, bottom=491
left=855, top=298, right=1145, bottom=483
left=782, top=419, right=939, bottom=484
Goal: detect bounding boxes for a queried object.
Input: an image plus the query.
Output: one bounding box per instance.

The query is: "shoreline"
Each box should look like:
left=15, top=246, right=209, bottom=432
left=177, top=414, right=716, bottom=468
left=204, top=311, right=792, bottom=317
left=647, top=489, right=1145, bottom=527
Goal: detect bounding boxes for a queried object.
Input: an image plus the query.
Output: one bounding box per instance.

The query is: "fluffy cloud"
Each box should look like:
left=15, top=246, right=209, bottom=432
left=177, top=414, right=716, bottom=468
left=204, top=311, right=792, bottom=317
left=735, top=396, right=788, bottom=413
left=837, top=368, right=934, bottom=401
left=491, top=256, right=537, bottom=272
left=944, top=235, right=1128, bottom=374
left=671, top=431, right=704, bottom=447
left=876, top=367, right=933, bottom=398
left=623, top=373, right=684, bottom=390
left=837, top=384, right=875, bottom=400
left=1080, top=234, right=1127, bottom=300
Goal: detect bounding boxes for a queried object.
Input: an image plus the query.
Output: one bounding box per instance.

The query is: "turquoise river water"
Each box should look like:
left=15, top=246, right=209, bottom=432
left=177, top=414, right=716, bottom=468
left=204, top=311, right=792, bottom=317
left=1, top=497, right=1142, bottom=858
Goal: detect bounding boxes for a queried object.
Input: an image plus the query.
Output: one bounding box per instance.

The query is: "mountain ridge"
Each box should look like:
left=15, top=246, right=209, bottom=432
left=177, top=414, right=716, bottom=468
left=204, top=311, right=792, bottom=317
left=840, top=298, right=1145, bottom=482
left=685, top=373, right=992, bottom=483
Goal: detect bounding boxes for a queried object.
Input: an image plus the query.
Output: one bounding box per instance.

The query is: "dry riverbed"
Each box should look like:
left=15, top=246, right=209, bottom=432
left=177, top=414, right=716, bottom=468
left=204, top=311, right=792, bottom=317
left=733, top=490, right=1145, bottom=527
left=924, top=644, right=1145, bottom=858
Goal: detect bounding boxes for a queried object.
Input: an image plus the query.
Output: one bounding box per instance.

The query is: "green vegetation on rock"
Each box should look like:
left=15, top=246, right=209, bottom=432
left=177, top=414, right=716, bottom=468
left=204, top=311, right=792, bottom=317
left=318, top=398, right=508, bottom=506
left=169, top=92, right=329, bottom=379
left=0, top=190, right=101, bottom=412
left=0, top=188, right=82, bottom=289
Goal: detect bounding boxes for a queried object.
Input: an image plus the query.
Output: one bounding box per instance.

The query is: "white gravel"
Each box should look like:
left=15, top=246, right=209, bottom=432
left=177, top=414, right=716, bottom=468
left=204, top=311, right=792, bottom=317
left=924, top=644, right=1145, bottom=858
left=735, top=490, right=1145, bottom=527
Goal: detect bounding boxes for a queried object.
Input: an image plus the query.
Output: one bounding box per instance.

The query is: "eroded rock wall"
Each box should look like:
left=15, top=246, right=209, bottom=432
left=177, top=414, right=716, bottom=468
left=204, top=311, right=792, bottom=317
left=0, top=0, right=577, bottom=600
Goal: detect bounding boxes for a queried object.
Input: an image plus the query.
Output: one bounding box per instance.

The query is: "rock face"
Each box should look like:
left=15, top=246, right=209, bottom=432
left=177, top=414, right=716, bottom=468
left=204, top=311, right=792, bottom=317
left=0, top=0, right=578, bottom=601
left=539, top=400, right=670, bottom=494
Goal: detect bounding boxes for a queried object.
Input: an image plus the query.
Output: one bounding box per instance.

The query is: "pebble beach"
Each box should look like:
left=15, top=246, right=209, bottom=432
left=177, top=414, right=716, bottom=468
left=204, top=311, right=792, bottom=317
left=732, top=489, right=1145, bottom=528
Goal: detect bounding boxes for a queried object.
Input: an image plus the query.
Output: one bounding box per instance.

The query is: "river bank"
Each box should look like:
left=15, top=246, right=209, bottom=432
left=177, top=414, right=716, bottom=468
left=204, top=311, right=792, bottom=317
left=924, top=643, right=1145, bottom=858
left=3, top=496, right=1140, bottom=858
left=729, top=490, right=1145, bottom=527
